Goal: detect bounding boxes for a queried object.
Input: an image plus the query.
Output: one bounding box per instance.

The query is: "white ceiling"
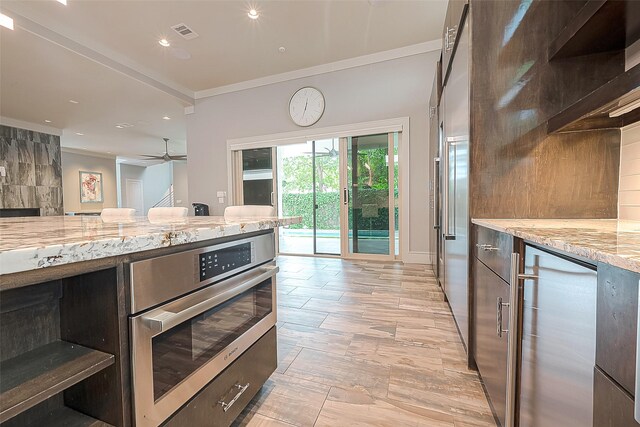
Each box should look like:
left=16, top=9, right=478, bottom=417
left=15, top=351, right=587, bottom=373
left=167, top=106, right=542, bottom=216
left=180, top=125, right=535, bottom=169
left=0, top=0, right=447, bottom=157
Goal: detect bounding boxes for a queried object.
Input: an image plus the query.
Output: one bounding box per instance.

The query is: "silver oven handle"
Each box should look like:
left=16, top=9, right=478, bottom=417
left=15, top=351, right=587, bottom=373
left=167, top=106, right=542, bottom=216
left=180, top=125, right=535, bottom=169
left=142, top=265, right=278, bottom=334
left=433, top=157, right=440, bottom=230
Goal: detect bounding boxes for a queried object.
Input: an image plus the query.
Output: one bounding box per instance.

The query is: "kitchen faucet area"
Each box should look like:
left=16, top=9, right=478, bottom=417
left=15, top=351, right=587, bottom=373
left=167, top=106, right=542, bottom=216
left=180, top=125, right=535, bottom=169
left=1, top=1, right=639, bottom=426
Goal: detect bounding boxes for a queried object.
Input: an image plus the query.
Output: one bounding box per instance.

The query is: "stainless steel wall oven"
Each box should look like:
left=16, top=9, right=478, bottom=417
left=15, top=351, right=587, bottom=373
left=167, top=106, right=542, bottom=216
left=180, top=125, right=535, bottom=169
left=128, top=233, right=277, bottom=427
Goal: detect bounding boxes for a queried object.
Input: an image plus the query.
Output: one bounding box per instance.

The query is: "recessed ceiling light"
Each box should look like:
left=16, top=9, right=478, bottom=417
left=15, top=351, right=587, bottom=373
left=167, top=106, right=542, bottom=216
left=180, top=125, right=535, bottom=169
left=57, top=0, right=67, bottom=5
left=162, top=116, right=171, bottom=120
left=159, top=38, right=170, bottom=47
left=69, top=99, right=79, bottom=104
left=44, top=120, right=52, bottom=123
left=75, top=132, right=84, bottom=136
left=278, top=46, right=286, bottom=53
left=115, top=125, right=123, bottom=129
left=248, top=9, right=259, bottom=19
left=0, top=13, right=14, bottom=30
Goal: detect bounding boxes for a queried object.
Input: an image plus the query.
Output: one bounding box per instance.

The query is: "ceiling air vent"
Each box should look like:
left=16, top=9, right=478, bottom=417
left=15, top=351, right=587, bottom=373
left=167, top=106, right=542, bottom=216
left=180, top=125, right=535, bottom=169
left=171, top=23, right=199, bottom=40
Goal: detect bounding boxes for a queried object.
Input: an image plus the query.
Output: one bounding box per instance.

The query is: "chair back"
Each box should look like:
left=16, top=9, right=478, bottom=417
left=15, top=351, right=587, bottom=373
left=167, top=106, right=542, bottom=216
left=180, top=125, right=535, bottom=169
left=101, top=208, right=136, bottom=219
left=147, top=207, right=189, bottom=220
left=224, top=205, right=276, bottom=218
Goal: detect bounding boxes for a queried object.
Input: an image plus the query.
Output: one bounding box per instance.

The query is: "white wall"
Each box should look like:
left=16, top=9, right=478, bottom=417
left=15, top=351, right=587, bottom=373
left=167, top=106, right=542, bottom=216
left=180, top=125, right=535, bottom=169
left=118, top=163, right=145, bottom=210
left=142, top=162, right=173, bottom=212
left=61, top=150, right=117, bottom=213
left=186, top=52, right=438, bottom=256
left=172, top=160, right=189, bottom=208
left=619, top=123, right=640, bottom=220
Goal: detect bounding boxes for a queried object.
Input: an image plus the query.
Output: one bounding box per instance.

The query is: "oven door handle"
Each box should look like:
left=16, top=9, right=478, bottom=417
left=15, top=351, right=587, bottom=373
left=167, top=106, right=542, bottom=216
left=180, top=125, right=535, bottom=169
left=141, top=265, right=278, bottom=334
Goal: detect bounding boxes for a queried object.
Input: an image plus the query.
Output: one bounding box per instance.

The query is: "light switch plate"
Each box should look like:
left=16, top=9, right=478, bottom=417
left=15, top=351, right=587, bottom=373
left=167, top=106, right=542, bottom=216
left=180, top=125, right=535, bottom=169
left=216, top=191, right=227, bottom=198
left=0, top=166, right=6, bottom=177
left=218, top=197, right=225, bottom=203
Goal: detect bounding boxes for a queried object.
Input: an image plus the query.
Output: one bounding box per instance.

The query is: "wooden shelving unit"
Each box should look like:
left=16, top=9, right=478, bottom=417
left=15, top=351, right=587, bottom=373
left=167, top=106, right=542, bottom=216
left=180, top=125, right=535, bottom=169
left=547, top=62, right=640, bottom=133
left=37, top=406, right=114, bottom=427
left=549, top=0, right=640, bottom=60
left=0, top=340, right=114, bottom=423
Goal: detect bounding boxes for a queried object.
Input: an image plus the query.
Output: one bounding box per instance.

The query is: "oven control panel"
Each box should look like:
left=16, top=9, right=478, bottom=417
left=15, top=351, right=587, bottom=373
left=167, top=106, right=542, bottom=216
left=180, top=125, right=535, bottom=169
left=199, top=242, right=253, bottom=282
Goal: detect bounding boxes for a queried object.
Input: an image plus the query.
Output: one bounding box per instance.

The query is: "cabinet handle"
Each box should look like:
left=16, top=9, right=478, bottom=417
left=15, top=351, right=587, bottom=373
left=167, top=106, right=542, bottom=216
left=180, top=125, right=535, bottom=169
left=218, top=383, right=250, bottom=412
left=497, top=297, right=509, bottom=338
left=518, top=273, right=538, bottom=280
left=444, top=26, right=450, bottom=51
left=343, top=188, right=348, bottom=205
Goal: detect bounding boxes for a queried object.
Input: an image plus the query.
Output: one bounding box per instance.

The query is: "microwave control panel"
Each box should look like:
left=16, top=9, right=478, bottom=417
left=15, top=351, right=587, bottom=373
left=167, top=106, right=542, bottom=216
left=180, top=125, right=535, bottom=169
left=199, top=242, right=253, bottom=282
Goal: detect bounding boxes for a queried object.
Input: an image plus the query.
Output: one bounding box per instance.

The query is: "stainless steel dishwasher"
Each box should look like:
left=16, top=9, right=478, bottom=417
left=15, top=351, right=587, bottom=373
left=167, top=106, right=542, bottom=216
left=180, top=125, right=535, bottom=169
left=518, top=245, right=597, bottom=427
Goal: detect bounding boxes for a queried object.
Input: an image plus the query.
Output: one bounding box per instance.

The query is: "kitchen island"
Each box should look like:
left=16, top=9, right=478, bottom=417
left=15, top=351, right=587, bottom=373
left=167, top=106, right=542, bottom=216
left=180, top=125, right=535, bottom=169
left=0, top=215, right=300, bottom=427
left=471, top=218, right=640, bottom=427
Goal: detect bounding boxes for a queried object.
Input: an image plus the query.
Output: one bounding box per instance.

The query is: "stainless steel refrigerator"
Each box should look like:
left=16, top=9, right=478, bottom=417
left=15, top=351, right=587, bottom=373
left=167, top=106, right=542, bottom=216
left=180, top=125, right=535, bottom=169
left=441, top=14, right=470, bottom=350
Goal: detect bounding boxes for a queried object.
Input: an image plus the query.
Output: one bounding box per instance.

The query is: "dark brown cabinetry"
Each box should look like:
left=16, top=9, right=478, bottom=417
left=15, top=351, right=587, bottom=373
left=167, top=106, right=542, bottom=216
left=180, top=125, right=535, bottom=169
left=441, top=0, right=468, bottom=85
left=596, top=263, right=639, bottom=395
left=595, top=264, right=640, bottom=426
left=594, top=367, right=638, bottom=427
left=473, top=259, right=509, bottom=427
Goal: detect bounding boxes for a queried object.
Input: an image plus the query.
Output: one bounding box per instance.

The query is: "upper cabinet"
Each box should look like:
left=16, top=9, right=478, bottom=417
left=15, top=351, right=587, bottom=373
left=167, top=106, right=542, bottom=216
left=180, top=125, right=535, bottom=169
left=442, top=0, right=468, bottom=86
left=547, top=0, right=640, bottom=133
left=549, top=0, right=640, bottom=60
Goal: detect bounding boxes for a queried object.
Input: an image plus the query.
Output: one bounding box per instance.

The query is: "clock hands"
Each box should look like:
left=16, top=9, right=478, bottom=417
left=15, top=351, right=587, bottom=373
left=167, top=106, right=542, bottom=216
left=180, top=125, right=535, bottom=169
left=302, top=99, right=308, bottom=118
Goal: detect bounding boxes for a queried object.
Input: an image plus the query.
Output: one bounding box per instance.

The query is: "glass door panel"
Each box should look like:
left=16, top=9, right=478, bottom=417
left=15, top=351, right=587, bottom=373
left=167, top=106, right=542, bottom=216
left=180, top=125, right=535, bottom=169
left=345, top=134, right=392, bottom=256
left=276, top=143, right=313, bottom=255
left=241, top=148, right=274, bottom=206
left=313, top=139, right=341, bottom=255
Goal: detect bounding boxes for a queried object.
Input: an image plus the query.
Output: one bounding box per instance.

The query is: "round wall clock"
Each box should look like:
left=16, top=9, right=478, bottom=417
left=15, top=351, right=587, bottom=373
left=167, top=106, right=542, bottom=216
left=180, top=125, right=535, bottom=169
left=289, top=87, right=325, bottom=127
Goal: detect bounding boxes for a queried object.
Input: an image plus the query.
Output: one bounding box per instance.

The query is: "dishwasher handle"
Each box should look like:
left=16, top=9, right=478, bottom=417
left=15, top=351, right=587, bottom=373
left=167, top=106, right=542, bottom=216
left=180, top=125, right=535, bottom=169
left=142, top=265, right=278, bottom=334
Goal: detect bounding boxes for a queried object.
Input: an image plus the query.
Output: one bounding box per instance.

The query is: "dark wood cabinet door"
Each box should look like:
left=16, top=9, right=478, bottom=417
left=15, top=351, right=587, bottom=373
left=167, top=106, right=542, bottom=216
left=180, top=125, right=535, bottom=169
left=593, top=367, right=639, bottom=427
left=473, top=258, right=509, bottom=426
left=596, top=263, right=639, bottom=396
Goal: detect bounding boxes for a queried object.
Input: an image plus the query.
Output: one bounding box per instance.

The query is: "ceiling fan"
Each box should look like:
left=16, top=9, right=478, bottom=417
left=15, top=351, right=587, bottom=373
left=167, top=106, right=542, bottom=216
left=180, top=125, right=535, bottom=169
left=140, top=138, right=187, bottom=162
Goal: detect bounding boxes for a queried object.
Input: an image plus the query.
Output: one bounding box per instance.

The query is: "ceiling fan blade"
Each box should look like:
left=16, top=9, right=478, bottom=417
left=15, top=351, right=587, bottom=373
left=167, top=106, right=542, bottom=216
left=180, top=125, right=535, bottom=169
left=170, top=155, right=188, bottom=160
left=139, top=155, right=164, bottom=159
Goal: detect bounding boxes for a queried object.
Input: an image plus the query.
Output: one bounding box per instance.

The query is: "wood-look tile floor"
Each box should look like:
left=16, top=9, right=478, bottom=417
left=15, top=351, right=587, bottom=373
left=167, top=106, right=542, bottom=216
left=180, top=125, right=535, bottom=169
left=233, top=256, right=496, bottom=427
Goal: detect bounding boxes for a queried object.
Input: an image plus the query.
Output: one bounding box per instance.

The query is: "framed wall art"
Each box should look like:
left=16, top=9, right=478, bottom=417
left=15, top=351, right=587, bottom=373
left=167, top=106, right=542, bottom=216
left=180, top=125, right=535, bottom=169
left=79, top=171, right=104, bottom=203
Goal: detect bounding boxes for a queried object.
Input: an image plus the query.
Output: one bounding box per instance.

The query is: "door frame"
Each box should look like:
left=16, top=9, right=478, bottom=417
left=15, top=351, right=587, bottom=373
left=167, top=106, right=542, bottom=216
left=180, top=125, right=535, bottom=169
left=227, top=117, right=410, bottom=262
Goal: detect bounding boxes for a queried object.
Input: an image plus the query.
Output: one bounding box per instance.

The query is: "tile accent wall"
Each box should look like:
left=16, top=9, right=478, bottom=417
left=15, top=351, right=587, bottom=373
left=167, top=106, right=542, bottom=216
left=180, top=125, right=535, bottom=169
left=620, top=124, right=640, bottom=220
left=0, top=125, right=63, bottom=215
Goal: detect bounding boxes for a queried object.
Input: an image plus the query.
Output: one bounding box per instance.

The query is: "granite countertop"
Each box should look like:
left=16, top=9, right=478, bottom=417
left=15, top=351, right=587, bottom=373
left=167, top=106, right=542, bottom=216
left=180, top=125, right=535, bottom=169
left=472, top=219, right=640, bottom=274
left=0, top=215, right=301, bottom=275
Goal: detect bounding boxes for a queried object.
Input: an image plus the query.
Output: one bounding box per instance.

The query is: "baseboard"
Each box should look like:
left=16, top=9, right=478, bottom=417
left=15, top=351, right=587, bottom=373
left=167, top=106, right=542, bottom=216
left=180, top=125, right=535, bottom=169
left=403, top=251, right=431, bottom=265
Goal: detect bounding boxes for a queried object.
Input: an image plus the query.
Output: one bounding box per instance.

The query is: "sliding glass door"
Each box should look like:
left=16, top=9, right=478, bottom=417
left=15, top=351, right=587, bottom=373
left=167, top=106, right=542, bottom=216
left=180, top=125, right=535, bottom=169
left=340, top=133, right=396, bottom=258
left=239, top=148, right=276, bottom=206
left=276, top=140, right=341, bottom=256
left=233, top=131, right=399, bottom=260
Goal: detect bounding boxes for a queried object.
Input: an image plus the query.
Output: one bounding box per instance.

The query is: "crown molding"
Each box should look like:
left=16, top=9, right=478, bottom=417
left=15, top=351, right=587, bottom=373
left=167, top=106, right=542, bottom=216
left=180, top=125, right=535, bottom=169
left=195, top=39, right=442, bottom=99
left=0, top=116, right=63, bottom=136
left=61, top=147, right=117, bottom=159
left=2, top=5, right=195, bottom=105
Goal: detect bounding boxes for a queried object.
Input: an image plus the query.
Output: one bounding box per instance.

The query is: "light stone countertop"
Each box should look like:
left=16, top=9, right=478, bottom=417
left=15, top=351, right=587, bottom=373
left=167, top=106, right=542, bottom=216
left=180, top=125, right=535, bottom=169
left=0, top=215, right=301, bottom=275
left=472, top=219, right=640, bottom=274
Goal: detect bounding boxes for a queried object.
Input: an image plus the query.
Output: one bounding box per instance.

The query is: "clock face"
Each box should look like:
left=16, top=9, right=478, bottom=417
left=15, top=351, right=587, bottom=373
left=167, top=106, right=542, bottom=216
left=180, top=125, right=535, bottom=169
left=289, top=87, right=325, bottom=127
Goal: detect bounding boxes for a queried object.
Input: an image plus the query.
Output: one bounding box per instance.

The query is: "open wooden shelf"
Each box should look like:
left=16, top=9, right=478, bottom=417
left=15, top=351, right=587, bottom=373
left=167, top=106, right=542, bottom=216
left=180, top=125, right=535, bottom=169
left=39, top=406, right=114, bottom=427
left=549, top=0, right=640, bottom=60
left=547, top=62, right=640, bottom=133
left=0, top=340, right=114, bottom=423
